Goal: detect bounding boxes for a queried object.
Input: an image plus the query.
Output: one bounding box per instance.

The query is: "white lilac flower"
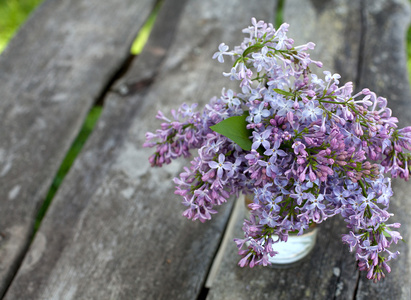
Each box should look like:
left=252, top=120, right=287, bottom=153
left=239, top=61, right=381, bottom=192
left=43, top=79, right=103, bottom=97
left=252, top=46, right=272, bottom=72
left=179, top=103, right=198, bottom=117
left=212, top=43, right=230, bottom=63
left=221, top=88, right=241, bottom=108
left=324, top=70, right=341, bottom=85
left=310, top=74, right=325, bottom=87
left=301, top=100, right=323, bottom=122
left=276, top=99, right=294, bottom=116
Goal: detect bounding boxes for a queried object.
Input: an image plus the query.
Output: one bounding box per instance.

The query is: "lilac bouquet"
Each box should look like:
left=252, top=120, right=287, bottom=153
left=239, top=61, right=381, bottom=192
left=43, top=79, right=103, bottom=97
left=144, top=19, right=410, bottom=282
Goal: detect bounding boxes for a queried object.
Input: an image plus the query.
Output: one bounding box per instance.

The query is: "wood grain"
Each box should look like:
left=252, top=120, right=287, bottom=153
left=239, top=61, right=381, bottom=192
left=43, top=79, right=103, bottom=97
left=0, top=0, right=157, bottom=296
left=3, top=0, right=410, bottom=298
left=4, top=0, right=276, bottom=299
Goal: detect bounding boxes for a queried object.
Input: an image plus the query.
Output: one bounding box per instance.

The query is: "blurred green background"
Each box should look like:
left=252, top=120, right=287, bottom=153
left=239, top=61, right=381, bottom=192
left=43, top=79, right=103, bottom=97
left=0, top=0, right=43, bottom=52
left=0, top=0, right=159, bottom=54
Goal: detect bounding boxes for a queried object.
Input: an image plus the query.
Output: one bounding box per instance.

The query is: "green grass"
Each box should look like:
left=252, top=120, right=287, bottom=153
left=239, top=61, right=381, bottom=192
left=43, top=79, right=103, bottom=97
left=275, top=0, right=285, bottom=29
left=0, top=0, right=43, bottom=52
left=34, top=106, right=103, bottom=231
left=130, top=0, right=162, bottom=55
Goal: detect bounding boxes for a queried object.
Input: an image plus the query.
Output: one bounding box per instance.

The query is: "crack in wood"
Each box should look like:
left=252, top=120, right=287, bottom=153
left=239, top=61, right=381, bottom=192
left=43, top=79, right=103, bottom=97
left=351, top=268, right=361, bottom=300
left=96, top=55, right=136, bottom=105
left=115, top=77, right=155, bottom=97
left=352, top=2, right=366, bottom=296
left=198, top=197, right=239, bottom=299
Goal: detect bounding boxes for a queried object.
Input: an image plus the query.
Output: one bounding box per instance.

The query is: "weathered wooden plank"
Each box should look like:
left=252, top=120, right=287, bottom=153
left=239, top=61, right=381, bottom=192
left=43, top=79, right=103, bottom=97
left=207, top=0, right=411, bottom=299
left=4, top=0, right=276, bottom=299
left=284, top=0, right=362, bottom=83
left=0, top=0, right=157, bottom=296
left=354, top=0, right=411, bottom=299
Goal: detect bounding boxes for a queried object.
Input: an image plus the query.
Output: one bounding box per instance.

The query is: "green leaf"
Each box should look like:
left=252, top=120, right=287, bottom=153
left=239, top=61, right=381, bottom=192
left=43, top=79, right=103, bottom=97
left=242, top=43, right=264, bottom=57
left=210, top=114, right=252, bottom=151
left=383, top=229, right=408, bottom=244
left=382, top=230, right=391, bottom=238
left=273, top=88, right=294, bottom=97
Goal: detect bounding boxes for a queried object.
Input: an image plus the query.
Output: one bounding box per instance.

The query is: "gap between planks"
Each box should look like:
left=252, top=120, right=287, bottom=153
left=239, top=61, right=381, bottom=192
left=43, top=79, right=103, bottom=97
left=205, top=194, right=245, bottom=289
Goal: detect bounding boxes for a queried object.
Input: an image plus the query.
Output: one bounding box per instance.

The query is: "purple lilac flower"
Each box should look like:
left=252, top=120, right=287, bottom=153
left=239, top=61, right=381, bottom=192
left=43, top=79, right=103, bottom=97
left=258, top=156, right=279, bottom=178
left=208, top=154, right=232, bottom=178
left=250, top=102, right=270, bottom=123
left=264, top=140, right=287, bottom=162
left=290, top=185, right=308, bottom=205
left=276, top=99, right=294, bottom=116
left=144, top=19, right=409, bottom=282
left=301, top=100, right=323, bottom=121
left=252, top=129, right=271, bottom=150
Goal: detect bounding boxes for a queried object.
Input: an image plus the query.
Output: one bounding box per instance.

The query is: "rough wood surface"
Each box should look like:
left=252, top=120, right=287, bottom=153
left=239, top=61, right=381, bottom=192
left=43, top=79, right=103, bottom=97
left=207, top=0, right=411, bottom=299
left=3, top=0, right=411, bottom=299
left=0, top=0, right=158, bottom=296
left=352, top=0, right=411, bottom=299
left=4, top=0, right=276, bottom=299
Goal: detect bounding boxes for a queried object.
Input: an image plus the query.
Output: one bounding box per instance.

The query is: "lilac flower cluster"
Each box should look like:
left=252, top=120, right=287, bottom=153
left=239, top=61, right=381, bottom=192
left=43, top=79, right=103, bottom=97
left=144, top=18, right=410, bottom=282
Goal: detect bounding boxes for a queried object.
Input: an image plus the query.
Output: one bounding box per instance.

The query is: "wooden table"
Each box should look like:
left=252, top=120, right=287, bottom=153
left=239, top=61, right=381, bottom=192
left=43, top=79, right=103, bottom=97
left=1, top=0, right=410, bottom=299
